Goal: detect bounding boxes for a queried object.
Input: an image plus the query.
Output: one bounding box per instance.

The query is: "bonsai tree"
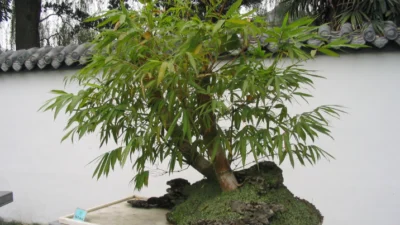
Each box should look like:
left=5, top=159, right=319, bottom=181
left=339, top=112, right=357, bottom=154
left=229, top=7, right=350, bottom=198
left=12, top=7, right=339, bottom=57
left=42, top=0, right=354, bottom=192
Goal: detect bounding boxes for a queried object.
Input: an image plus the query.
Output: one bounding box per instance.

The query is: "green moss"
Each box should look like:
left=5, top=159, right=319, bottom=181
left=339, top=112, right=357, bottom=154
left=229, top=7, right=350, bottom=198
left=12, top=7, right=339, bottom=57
left=169, top=174, right=322, bottom=225
left=0, top=218, right=42, bottom=225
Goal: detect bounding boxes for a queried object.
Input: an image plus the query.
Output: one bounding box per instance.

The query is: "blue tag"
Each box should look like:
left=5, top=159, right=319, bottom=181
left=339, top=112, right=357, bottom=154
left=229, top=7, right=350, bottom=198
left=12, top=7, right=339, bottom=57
left=73, top=208, right=87, bottom=221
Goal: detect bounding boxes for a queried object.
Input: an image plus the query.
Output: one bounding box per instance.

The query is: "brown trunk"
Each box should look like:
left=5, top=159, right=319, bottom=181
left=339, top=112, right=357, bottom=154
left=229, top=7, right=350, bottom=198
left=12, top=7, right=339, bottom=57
left=198, top=84, right=239, bottom=191
left=213, top=148, right=239, bottom=191
left=15, top=0, right=41, bottom=50
left=178, top=140, right=216, bottom=180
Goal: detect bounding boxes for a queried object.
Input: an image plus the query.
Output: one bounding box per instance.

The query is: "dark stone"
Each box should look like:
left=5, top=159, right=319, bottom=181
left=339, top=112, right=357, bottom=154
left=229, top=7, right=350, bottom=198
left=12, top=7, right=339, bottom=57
left=0, top=191, right=13, bottom=208
left=127, top=199, right=155, bottom=208
left=128, top=178, right=190, bottom=209
left=230, top=201, right=284, bottom=224
left=234, top=161, right=284, bottom=195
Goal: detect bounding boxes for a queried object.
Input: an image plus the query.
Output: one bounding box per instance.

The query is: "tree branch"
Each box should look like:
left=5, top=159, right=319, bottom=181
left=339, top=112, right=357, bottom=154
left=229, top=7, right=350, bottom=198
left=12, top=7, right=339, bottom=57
left=40, top=13, right=58, bottom=22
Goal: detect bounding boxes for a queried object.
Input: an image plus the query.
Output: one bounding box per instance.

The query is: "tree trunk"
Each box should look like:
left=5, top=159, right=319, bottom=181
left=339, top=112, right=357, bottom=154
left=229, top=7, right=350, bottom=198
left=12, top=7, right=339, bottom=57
left=178, top=140, right=216, bottom=180
left=198, top=84, right=239, bottom=192
left=213, top=148, right=239, bottom=191
left=15, top=0, right=41, bottom=50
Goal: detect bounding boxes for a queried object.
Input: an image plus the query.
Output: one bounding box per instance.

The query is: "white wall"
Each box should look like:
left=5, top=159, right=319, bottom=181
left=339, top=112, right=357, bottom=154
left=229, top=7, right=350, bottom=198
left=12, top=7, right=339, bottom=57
left=0, top=52, right=399, bottom=225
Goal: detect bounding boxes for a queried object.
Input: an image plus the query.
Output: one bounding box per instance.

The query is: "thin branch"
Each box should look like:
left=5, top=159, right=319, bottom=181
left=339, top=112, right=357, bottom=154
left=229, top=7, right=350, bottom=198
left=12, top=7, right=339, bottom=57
left=40, top=13, right=59, bottom=22
left=148, top=164, right=191, bottom=177
left=41, top=32, right=60, bottom=46
left=60, top=17, right=76, bottom=30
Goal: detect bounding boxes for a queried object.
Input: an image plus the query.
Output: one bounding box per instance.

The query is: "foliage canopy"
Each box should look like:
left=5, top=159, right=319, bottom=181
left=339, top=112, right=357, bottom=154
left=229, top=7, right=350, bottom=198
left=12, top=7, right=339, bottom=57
left=42, top=0, right=357, bottom=190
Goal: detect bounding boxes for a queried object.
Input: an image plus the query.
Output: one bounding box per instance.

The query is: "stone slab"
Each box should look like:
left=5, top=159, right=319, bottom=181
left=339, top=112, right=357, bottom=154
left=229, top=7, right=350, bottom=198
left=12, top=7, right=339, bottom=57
left=56, top=196, right=171, bottom=225
left=83, top=201, right=170, bottom=225
left=0, top=191, right=13, bottom=207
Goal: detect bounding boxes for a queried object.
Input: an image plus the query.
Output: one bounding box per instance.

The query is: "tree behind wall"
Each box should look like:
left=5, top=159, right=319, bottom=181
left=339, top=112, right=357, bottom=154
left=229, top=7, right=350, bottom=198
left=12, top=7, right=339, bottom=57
left=15, top=0, right=41, bottom=50
left=2, top=0, right=267, bottom=49
left=0, top=0, right=11, bottom=22
left=279, top=0, right=400, bottom=29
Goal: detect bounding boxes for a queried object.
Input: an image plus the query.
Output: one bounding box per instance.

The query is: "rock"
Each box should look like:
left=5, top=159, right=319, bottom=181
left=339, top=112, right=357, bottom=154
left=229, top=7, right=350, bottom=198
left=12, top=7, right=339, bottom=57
left=127, top=200, right=155, bottom=208
left=230, top=201, right=284, bottom=225
left=167, top=161, right=323, bottom=225
left=235, top=161, right=284, bottom=195
left=128, top=178, right=190, bottom=209
left=167, top=178, right=190, bottom=187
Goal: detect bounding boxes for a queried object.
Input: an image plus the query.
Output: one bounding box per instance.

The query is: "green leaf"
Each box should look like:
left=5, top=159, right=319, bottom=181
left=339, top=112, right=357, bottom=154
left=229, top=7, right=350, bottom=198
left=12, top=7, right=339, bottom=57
left=186, top=52, right=198, bottom=74
left=284, top=133, right=294, bottom=167
left=240, top=138, right=247, bottom=166
left=120, top=14, right=126, bottom=24
left=234, top=112, right=241, bottom=130
left=157, top=61, right=168, bottom=86
left=294, top=146, right=305, bottom=165
left=133, top=170, right=149, bottom=191
left=226, top=0, right=242, bottom=17
left=282, top=13, right=289, bottom=27
left=277, top=135, right=285, bottom=164
left=311, top=49, right=317, bottom=57
left=61, top=128, right=76, bottom=143
left=212, top=20, right=225, bottom=35
left=227, top=18, right=247, bottom=25
left=318, top=48, right=339, bottom=57
left=165, top=110, right=182, bottom=140
left=50, top=90, right=67, bottom=95
left=121, top=140, right=133, bottom=167
left=275, top=77, right=281, bottom=98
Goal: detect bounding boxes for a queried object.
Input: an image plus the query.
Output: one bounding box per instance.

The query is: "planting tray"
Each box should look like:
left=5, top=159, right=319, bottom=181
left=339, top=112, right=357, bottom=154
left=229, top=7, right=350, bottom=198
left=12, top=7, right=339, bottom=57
left=55, top=196, right=171, bottom=225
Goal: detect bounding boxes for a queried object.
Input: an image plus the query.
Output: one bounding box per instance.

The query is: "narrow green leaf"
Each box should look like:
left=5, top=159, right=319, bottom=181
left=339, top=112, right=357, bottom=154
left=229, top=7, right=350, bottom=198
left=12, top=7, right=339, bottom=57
left=212, top=20, right=225, bottom=35
left=277, top=135, right=285, bottom=164
left=157, top=61, right=168, bottom=86
left=61, top=128, right=75, bottom=143
left=165, top=110, right=182, bottom=140
left=226, top=0, right=242, bottom=17
left=240, top=138, right=247, bottom=166
left=120, top=14, right=126, bottom=24
left=282, top=13, right=289, bottom=27
left=50, top=90, right=68, bottom=95
left=275, top=77, right=281, bottom=98
left=311, top=49, right=317, bottom=57
left=318, top=48, right=339, bottom=57
left=284, top=133, right=294, bottom=167
left=186, top=52, right=198, bottom=74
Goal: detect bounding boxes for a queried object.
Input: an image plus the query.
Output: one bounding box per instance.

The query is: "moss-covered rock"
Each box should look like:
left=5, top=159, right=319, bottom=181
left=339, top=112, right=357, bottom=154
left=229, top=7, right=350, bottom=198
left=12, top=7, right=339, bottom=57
left=0, top=218, right=42, bottom=225
left=167, top=162, right=323, bottom=225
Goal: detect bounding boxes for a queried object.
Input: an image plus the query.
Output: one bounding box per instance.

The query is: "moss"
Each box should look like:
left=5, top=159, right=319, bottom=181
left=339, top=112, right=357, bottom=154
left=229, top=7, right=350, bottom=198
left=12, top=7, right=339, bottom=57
left=0, top=218, right=42, bottom=225
left=168, top=164, right=322, bottom=225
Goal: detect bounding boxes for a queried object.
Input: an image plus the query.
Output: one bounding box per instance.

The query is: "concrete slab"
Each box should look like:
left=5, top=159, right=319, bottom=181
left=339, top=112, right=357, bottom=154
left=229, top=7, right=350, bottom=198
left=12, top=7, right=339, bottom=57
left=57, top=196, right=171, bottom=225
left=0, top=191, right=13, bottom=207
left=84, top=201, right=170, bottom=225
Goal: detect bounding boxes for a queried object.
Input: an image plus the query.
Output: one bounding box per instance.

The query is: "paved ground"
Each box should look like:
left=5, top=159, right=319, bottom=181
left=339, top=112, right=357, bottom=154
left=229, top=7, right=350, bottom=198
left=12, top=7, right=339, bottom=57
left=84, top=201, right=170, bottom=225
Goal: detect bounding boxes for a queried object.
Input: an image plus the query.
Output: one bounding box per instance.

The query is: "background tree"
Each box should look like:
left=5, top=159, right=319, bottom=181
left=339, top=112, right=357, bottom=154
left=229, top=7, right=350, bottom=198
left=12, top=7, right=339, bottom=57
left=278, top=0, right=400, bottom=29
left=1, top=0, right=133, bottom=49
left=0, top=0, right=11, bottom=22
left=42, top=0, right=357, bottom=191
left=1, top=0, right=263, bottom=50
left=14, top=0, right=41, bottom=49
